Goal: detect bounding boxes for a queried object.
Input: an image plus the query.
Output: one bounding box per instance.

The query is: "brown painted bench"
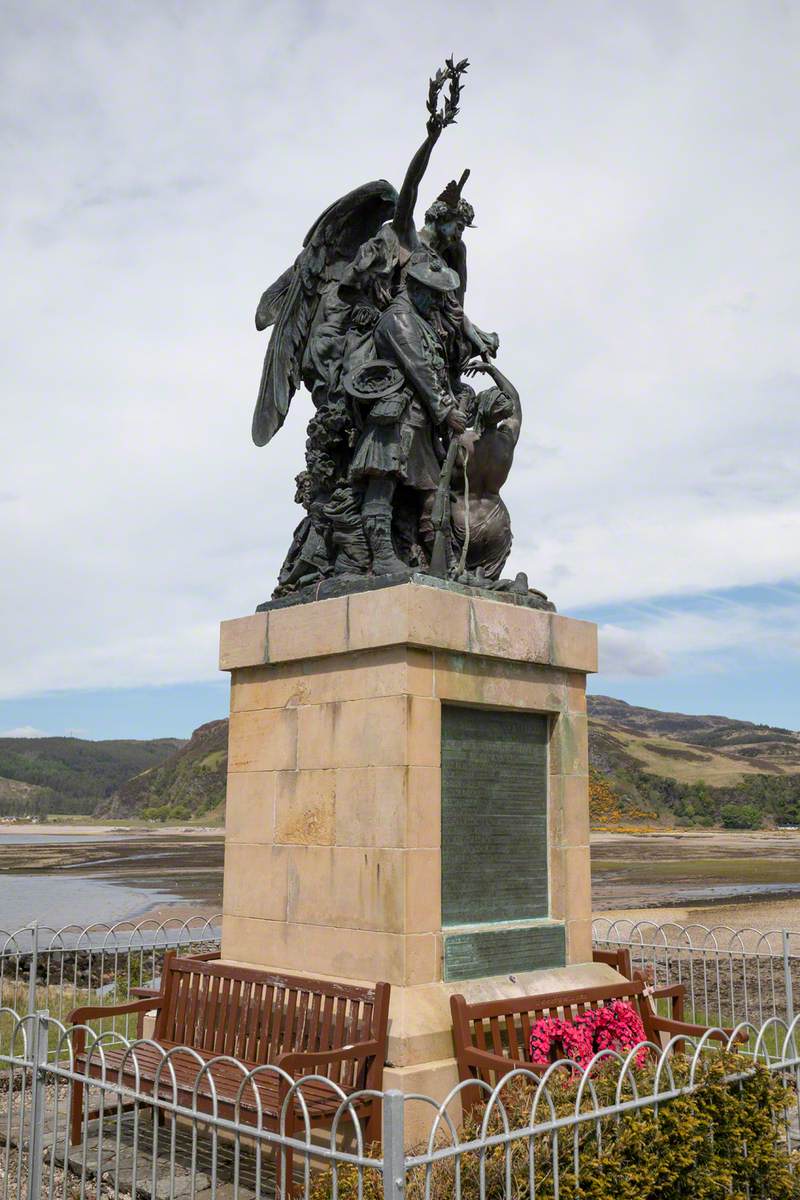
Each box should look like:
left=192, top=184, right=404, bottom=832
left=129, top=949, right=221, bottom=1036
left=451, top=977, right=742, bottom=1105
left=593, top=946, right=687, bottom=1022
left=69, top=954, right=390, bottom=1181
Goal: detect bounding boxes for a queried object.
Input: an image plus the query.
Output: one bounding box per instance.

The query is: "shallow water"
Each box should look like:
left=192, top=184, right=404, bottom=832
left=0, top=875, right=204, bottom=932
left=0, top=831, right=224, bottom=931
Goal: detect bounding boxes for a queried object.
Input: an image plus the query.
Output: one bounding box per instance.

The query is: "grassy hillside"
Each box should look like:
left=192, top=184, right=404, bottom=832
left=588, top=696, right=800, bottom=830
left=97, top=720, right=228, bottom=822
left=589, top=695, right=800, bottom=776
left=0, top=735, right=184, bottom=817
left=3, top=695, right=796, bottom=831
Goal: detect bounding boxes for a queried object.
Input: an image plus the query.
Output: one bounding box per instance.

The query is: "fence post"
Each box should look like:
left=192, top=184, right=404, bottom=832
left=26, top=921, right=39, bottom=1016
left=27, top=1010, right=49, bottom=1200
left=783, top=930, right=795, bottom=1022
left=382, top=1090, right=405, bottom=1200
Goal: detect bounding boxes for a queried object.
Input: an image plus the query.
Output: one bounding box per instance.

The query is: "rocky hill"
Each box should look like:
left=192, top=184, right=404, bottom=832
left=98, top=700, right=800, bottom=831
left=587, top=696, right=800, bottom=829
left=97, top=720, right=228, bottom=821
left=588, top=695, right=800, bottom=775
left=0, top=734, right=184, bottom=818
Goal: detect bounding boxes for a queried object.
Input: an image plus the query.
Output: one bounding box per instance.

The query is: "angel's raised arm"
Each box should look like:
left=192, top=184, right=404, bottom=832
left=391, top=127, right=440, bottom=251
left=392, top=58, right=469, bottom=252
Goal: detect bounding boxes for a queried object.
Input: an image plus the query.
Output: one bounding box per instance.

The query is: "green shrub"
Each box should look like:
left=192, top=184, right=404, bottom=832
left=311, top=1053, right=800, bottom=1199
left=720, top=802, right=763, bottom=829
left=141, top=804, right=171, bottom=822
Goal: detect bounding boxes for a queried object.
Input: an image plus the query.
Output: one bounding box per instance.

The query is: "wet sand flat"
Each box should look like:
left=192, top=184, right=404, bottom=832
left=593, top=829, right=800, bottom=933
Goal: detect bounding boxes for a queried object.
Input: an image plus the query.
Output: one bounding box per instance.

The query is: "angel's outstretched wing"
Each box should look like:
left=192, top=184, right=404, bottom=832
left=252, top=180, right=398, bottom=447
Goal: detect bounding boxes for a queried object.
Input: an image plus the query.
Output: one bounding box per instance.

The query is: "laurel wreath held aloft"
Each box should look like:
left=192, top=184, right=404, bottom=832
left=427, top=56, right=469, bottom=134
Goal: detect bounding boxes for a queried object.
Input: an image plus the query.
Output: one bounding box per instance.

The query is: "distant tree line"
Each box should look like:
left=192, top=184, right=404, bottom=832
left=0, top=794, right=91, bottom=820
left=0, top=736, right=181, bottom=819
left=597, top=765, right=800, bottom=830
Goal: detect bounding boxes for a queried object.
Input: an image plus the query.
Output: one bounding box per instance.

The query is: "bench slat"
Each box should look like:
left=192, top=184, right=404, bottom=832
left=306, top=990, right=322, bottom=1054
left=346, top=1000, right=362, bottom=1086
left=204, top=972, right=221, bottom=1054
left=283, top=986, right=299, bottom=1062
left=173, top=967, right=190, bottom=1046
left=184, top=967, right=201, bottom=1047
left=277, top=986, right=293, bottom=1059
left=157, top=954, right=180, bottom=1042
left=243, top=980, right=260, bottom=1062
left=319, top=992, right=334, bottom=1053
left=331, top=996, right=347, bottom=1086
left=505, top=1012, right=520, bottom=1060
left=212, top=979, right=227, bottom=1056
left=224, top=976, right=242, bottom=1058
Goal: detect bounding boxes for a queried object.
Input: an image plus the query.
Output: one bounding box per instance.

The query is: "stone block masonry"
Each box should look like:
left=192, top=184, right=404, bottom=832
left=218, top=578, right=602, bottom=1142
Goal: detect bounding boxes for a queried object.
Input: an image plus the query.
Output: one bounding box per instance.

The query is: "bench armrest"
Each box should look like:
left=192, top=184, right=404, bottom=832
left=277, top=1040, right=382, bottom=1075
left=130, top=986, right=161, bottom=1000
left=68, top=997, right=164, bottom=1026
left=650, top=983, right=685, bottom=1000
left=649, top=1014, right=747, bottom=1043
left=459, top=1045, right=529, bottom=1078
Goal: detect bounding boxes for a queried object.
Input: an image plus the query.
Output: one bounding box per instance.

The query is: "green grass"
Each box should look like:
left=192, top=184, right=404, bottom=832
left=197, top=750, right=226, bottom=771
left=0, top=965, right=158, bottom=1059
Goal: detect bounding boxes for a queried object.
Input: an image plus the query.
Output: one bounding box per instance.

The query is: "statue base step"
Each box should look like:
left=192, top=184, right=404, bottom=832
left=257, top=570, right=555, bottom=614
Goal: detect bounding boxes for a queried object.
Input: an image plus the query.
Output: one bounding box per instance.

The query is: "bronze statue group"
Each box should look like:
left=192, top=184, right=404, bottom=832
left=253, top=60, right=529, bottom=601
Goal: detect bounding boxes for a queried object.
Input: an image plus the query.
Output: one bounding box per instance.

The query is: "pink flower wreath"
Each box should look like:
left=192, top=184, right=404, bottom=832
left=528, top=1016, right=595, bottom=1068
left=528, top=1000, right=648, bottom=1070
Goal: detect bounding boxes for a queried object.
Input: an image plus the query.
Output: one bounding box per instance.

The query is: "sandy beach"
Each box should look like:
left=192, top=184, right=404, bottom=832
left=592, top=828, right=800, bottom=935
left=0, top=821, right=223, bottom=837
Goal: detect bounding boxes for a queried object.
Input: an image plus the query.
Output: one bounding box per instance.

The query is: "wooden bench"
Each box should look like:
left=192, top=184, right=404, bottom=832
left=69, top=954, right=390, bottom=1181
left=592, top=946, right=687, bottom=1022
left=129, top=949, right=221, bottom=1037
left=451, top=977, right=740, bottom=1105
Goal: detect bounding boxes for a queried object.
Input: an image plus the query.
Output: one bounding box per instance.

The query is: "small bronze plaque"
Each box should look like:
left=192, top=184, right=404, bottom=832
left=443, top=924, right=566, bottom=982
left=441, top=704, right=549, bottom=929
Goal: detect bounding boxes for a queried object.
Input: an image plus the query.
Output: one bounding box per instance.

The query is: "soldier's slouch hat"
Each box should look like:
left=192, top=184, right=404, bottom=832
left=406, top=255, right=460, bottom=292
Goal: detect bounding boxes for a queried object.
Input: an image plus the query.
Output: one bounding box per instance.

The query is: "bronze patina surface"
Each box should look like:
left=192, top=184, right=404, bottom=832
left=441, top=704, right=563, bottom=979
left=250, top=59, right=552, bottom=609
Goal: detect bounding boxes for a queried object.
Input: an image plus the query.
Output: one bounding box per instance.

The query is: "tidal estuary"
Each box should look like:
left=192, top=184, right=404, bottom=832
left=0, top=826, right=224, bottom=931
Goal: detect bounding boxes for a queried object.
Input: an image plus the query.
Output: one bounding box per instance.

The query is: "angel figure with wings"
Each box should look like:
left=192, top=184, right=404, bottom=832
left=251, top=58, right=499, bottom=598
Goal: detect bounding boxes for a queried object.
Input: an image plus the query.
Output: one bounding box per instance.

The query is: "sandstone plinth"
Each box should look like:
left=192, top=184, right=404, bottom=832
left=218, top=578, right=599, bottom=1141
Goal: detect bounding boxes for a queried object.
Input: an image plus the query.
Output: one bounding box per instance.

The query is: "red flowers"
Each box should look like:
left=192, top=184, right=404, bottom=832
left=528, top=1001, right=648, bottom=1070
left=528, top=1016, right=595, bottom=1068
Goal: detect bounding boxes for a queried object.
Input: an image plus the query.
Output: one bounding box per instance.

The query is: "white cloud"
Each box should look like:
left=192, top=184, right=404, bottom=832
left=1, top=1, right=799, bottom=697
left=598, top=591, right=800, bottom=680
left=0, top=726, right=49, bottom=738
left=598, top=626, right=670, bottom=677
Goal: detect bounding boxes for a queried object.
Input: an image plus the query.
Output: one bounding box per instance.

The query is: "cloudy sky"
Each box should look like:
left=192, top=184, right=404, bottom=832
left=1, top=0, right=799, bottom=739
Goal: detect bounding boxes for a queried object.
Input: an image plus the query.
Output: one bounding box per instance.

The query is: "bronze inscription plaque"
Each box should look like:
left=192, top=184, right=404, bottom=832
left=444, top=924, right=565, bottom=982
left=441, top=704, right=549, bottom=928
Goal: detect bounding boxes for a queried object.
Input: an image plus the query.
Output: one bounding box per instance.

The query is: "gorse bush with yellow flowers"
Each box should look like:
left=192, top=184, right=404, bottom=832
left=311, top=1051, right=800, bottom=1199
